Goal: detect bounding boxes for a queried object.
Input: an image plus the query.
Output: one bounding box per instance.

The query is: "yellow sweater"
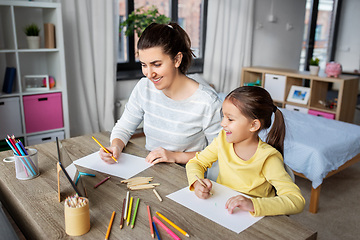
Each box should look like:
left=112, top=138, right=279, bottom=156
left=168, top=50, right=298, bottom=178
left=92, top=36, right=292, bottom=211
left=186, top=130, right=305, bottom=217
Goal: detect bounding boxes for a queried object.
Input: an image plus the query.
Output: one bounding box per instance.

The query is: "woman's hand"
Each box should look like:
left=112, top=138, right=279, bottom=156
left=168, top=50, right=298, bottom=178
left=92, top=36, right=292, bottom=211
left=145, top=147, right=196, bottom=165
left=193, top=178, right=212, bottom=199
left=225, top=195, right=254, bottom=214
left=99, top=138, right=124, bottom=164
left=145, top=147, right=175, bottom=164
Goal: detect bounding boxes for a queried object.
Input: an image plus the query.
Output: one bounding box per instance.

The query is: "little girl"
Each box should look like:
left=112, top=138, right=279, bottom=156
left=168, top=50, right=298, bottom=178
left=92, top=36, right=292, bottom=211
left=186, top=86, right=305, bottom=217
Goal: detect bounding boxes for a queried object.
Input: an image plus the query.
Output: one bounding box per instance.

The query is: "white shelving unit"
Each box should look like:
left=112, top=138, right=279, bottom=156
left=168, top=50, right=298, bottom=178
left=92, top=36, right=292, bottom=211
left=0, top=1, right=69, bottom=147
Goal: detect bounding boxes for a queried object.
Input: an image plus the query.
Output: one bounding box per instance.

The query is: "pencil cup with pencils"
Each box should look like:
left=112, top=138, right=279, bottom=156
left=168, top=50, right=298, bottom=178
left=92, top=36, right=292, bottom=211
left=14, top=148, right=40, bottom=180
left=64, top=195, right=90, bottom=236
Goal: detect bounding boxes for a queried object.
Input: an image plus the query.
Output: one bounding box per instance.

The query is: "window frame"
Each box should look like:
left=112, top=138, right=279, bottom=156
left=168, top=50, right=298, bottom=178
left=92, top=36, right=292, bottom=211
left=116, top=0, right=208, bottom=81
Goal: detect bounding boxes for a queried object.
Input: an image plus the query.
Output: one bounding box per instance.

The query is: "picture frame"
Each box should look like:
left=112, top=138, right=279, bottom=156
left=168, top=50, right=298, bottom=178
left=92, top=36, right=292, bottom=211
left=24, top=75, right=49, bottom=91
left=286, top=85, right=311, bottom=105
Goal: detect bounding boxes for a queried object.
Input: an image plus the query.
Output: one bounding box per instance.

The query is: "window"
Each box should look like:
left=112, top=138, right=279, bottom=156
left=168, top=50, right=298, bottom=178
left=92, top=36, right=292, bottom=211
left=117, top=0, right=208, bottom=80
left=299, top=0, right=340, bottom=71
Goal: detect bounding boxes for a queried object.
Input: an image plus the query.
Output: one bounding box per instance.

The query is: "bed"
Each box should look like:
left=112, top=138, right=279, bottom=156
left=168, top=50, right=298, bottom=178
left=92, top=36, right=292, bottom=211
left=270, top=108, right=360, bottom=213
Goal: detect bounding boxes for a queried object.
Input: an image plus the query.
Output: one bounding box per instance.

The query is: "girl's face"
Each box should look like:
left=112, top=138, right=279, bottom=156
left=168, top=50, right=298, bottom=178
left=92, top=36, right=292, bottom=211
left=138, top=46, right=179, bottom=90
left=220, top=99, right=255, bottom=144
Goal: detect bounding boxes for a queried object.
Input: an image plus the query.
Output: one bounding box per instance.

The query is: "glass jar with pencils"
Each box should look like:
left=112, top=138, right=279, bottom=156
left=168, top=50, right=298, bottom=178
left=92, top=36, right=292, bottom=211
left=14, top=148, right=40, bottom=180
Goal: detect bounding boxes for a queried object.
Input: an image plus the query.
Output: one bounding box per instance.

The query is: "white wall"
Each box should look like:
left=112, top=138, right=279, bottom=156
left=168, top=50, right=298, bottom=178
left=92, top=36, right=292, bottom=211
left=252, top=0, right=306, bottom=69
left=335, top=0, right=360, bottom=72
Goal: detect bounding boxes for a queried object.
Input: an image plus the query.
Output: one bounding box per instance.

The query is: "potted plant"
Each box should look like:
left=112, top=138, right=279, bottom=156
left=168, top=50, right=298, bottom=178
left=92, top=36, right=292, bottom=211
left=309, top=57, right=320, bottom=76
left=23, top=23, right=41, bottom=49
left=119, top=6, right=170, bottom=38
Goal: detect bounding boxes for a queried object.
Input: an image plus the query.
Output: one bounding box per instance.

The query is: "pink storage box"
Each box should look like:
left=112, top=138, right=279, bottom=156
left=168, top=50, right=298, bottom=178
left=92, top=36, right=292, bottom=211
left=308, top=109, right=335, bottom=120
left=23, top=93, right=63, bottom=133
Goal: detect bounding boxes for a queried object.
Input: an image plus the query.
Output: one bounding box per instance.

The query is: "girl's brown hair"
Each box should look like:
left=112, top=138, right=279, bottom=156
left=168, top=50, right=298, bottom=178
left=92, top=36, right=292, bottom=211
left=137, top=22, right=195, bottom=74
left=225, top=86, right=286, bottom=155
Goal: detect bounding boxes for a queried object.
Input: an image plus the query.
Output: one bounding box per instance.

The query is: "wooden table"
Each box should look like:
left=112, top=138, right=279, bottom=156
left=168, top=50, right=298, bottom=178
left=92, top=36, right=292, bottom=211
left=0, top=132, right=317, bottom=240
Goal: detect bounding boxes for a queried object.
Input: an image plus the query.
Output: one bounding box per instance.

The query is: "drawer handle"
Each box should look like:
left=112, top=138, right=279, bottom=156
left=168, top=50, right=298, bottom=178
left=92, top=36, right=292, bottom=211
left=317, top=114, right=323, bottom=117
left=273, top=77, right=278, bottom=80
left=294, top=109, right=299, bottom=111
left=38, top=97, right=48, bottom=101
left=0, top=102, right=4, bottom=105
left=42, top=137, right=52, bottom=141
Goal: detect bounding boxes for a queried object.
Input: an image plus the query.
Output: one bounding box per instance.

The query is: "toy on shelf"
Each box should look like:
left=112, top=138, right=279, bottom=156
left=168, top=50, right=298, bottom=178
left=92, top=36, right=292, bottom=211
left=325, top=62, right=342, bottom=78
left=319, top=98, right=337, bottom=109
left=244, top=79, right=261, bottom=86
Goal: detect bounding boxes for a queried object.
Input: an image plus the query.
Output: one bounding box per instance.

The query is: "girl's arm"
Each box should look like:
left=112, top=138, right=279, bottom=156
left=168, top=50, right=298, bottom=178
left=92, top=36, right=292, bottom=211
left=250, top=155, right=305, bottom=217
left=186, top=137, right=219, bottom=191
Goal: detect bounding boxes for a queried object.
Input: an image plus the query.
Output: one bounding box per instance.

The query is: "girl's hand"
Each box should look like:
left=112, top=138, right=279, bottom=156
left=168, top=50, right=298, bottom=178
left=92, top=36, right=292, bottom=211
left=225, top=195, right=254, bottom=214
left=145, top=147, right=175, bottom=164
left=193, top=178, right=212, bottom=199
left=99, top=145, right=121, bottom=164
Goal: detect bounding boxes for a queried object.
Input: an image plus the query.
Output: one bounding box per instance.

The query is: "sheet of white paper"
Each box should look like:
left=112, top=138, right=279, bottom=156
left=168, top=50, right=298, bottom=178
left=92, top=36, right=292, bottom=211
left=65, top=163, right=77, bottom=181
left=167, top=181, right=263, bottom=234
left=73, top=151, right=152, bottom=179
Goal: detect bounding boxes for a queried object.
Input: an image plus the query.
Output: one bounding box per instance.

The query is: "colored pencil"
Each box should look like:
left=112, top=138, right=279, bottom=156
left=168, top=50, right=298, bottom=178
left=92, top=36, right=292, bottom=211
left=128, top=184, right=155, bottom=190
left=127, top=197, right=133, bottom=226
left=120, top=198, right=125, bottom=229
left=15, top=142, right=36, bottom=176
left=153, top=221, right=161, bottom=240
left=18, top=140, right=38, bottom=172
left=5, top=138, right=29, bottom=177
left=153, top=216, right=180, bottom=240
left=94, top=176, right=111, bottom=188
left=195, top=175, right=213, bottom=195
left=121, top=177, right=153, bottom=183
left=105, top=211, right=115, bottom=240
left=156, top=212, right=189, bottom=237
left=153, top=189, right=163, bottom=202
left=92, top=136, right=117, bottom=162
left=124, top=191, right=129, bottom=220
left=131, top=198, right=140, bottom=228
left=147, top=205, right=154, bottom=238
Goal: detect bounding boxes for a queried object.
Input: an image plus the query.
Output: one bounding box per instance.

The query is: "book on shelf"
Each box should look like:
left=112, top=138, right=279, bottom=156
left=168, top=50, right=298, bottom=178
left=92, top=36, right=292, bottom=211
left=2, top=67, right=16, bottom=94
left=44, top=23, right=56, bottom=48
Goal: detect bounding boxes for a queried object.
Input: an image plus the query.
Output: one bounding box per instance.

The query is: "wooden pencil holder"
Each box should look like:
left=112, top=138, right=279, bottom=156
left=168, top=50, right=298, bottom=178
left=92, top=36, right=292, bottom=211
left=64, top=198, right=90, bottom=236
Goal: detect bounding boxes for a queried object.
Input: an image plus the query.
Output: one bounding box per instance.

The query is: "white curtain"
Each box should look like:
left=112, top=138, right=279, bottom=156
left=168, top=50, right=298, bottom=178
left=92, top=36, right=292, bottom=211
left=203, top=0, right=254, bottom=94
left=57, top=0, right=118, bottom=137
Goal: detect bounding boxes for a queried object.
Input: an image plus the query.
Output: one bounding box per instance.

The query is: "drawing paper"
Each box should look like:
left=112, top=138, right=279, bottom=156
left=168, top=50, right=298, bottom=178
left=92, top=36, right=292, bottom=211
left=166, top=181, right=263, bottom=233
left=73, top=151, right=151, bottom=179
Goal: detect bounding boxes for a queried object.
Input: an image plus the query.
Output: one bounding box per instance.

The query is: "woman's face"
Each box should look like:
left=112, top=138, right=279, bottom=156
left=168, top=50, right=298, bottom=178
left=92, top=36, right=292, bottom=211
left=138, top=47, right=179, bottom=90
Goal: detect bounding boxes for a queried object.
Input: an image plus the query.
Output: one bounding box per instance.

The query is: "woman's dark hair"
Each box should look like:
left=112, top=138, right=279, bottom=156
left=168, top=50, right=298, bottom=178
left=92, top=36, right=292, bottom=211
left=225, top=86, right=286, bottom=155
left=137, top=22, right=195, bottom=74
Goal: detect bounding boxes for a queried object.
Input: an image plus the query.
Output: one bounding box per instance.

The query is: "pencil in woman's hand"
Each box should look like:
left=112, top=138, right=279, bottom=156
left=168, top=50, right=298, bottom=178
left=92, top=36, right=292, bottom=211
left=195, top=175, right=213, bottom=195
left=92, top=136, right=117, bottom=162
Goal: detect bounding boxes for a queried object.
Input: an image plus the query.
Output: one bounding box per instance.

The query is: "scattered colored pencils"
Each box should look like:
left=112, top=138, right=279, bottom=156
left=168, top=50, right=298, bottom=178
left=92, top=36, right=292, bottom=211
left=120, top=198, right=125, bottom=229
left=147, top=205, right=154, bottom=238
left=156, top=212, right=189, bottom=237
left=153, top=189, right=163, bottom=202
left=124, top=191, right=129, bottom=220
left=127, top=197, right=133, bottom=226
left=94, top=176, right=111, bottom=188
left=153, top=216, right=180, bottom=240
left=131, top=198, right=140, bottom=228
left=92, top=136, right=117, bottom=162
left=153, top=221, right=161, bottom=240
left=105, top=211, right=115, bottom=240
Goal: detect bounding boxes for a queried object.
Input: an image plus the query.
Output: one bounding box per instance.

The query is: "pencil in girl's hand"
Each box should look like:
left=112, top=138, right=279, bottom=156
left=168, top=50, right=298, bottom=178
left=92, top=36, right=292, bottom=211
left=147, top=205, right=154, bottom=238
left=92, top=136, right=117, bottom=162
left=105, top=211, right=115, bottom=240
left=195, top=175, right=213, bottom=195
left=120, top=198, right=126, bottom=229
